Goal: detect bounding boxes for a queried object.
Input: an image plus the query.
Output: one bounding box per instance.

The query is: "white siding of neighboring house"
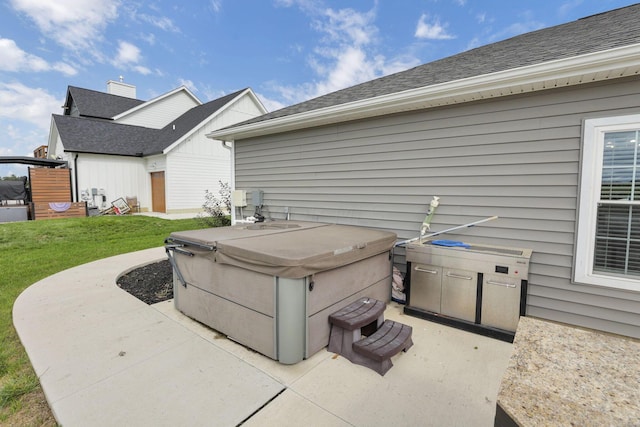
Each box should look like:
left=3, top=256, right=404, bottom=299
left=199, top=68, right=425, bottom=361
left=74, top=154, right=149, bottom=210
left=48, top=120, right=62, bottom=159
left=164, top=93, right=265, bottom=213
left=166, top=131, right=231, bottom=213
left=232, top=76, right=640, bottom=339
left=115, top=90, right=199, bottom=129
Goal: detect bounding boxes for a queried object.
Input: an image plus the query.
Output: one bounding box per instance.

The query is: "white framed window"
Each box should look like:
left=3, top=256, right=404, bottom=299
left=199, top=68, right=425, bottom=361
left=575, top=115, right=640, bottom=292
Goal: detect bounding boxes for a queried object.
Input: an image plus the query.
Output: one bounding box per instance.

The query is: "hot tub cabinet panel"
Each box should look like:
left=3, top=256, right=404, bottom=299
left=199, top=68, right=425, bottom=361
left=167, top=221, right=396, bottom=364
left=307, top=252, right=391, bottom=315
left=175, top=281, right=277, bottom=358
left=307, top=275, right=391, bottom=357
left=173, top=256, right=275, bottom=317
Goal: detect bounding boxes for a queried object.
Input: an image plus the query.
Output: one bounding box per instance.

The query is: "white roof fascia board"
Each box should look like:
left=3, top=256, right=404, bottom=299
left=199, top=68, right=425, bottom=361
left=245, top=88, right=269, bottom=115
left=164, top=89, right=259, bottom=154
left=208, top=43, right=640, bottom=141
left=112, top=86, right=202, bottom=121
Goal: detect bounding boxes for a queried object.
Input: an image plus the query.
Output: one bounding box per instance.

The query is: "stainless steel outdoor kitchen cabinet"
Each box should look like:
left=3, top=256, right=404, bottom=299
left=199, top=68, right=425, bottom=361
left=404, top=241, right=532, bottom=342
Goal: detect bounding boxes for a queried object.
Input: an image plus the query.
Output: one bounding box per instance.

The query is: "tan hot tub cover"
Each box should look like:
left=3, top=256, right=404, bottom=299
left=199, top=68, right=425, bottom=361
left=168, top=221, right=397, bottom=279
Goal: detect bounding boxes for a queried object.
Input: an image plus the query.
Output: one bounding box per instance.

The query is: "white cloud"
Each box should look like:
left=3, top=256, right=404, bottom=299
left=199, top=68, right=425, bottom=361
left=115, top=41, right=142, bottom=64
left=9, top=0, right=120, bottom=52
left=488, top=19, right=545, bottom=42
left=0, top=83, right=61, bottom=173
left=134, top=65, right=152, bottom=75
left=270, top=4, right=420, bottom=104
left=313, top=46, right=376, bottom=95
left=0, top=39, right=47, bottom=72
left=466, top=37, right=482, bottom=51
left=415, top=14, right=455, bottom=40
left=558, top=0, right=584, bottom=17
left=178, top=79, right=198, bottom=93
left=0, top=83, right=63, bottom=176
left=317, top=7, right=377, bottom=46
left=255, top=92, right=285, bottom=113
left=112, top=41, right=152, bottom=75
left=0, top=38, right=77, bottom=76
left=137, top=14, right=180, bottom=32
left=0, top=82, right=62, bottom=129
left=209, top=0, right=222, bottom=13
left=0, top=121, right=45, bottom=177
left=140, top=32, right=156, bottom=45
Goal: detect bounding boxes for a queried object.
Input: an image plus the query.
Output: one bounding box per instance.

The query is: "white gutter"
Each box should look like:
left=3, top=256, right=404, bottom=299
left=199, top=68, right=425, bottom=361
left=207, top=43, right=640, bottom=142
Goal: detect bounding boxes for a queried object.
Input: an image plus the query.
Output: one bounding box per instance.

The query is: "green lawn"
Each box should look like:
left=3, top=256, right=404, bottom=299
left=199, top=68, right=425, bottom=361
left=0, top=215, right=211, bottom=425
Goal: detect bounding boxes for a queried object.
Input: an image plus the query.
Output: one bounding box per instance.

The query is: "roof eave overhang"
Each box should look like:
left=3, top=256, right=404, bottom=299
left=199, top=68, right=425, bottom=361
left=63, top=149, right=144, bottom=157
left=208, top=43, right=640, bottom=142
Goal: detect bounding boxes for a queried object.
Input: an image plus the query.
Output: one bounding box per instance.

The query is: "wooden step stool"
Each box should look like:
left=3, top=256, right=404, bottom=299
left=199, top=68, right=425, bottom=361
left=328, top=297, right=413, bottom=375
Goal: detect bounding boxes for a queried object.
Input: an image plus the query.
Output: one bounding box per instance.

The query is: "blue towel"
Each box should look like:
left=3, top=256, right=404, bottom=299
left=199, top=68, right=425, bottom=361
left=431, top=239, right=470, bottom=248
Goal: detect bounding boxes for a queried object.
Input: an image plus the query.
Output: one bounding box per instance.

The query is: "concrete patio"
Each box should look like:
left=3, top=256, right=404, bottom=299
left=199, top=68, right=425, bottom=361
left=13, top=247, right=513, bottom=426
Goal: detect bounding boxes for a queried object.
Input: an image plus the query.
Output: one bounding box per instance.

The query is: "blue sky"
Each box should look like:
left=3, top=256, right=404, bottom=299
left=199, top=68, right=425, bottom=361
left=0, top=0, right=636, bottom=177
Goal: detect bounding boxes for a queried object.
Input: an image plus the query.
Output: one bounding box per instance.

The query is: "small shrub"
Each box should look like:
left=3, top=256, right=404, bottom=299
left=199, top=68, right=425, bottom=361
left=198, top=181, right=231, bottom=227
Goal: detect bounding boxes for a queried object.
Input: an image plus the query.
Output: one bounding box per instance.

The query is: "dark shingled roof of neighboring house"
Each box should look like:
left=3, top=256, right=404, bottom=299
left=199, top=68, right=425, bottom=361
left=53, top=115, right=158, bottom=156
left=230, top=4, right=640, bottom=128
left=55, top=88, right=247, bottom=156
left=65, top=86, right=145, bottom=119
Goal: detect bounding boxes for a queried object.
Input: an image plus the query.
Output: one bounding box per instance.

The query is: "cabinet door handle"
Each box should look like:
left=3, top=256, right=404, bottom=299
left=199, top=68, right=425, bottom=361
left=415, top=266, right=438, bottom=274
left=486, top=280, right=516, bottom=288
left=446, top=272, right=473, bottom=280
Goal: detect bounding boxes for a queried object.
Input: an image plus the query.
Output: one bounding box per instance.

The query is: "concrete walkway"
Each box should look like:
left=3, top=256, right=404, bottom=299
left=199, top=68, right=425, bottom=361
left=14, top=247, right=513, bottom=427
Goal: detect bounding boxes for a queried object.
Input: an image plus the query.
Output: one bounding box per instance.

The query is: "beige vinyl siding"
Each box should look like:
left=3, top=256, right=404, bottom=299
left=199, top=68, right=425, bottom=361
left=233, top=76, right=640, bottom=339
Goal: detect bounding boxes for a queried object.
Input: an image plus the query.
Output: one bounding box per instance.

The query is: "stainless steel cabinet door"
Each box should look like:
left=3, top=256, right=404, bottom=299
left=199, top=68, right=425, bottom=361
left=481, top=274, right=521, bottom=331
left=410, top=264, right=442, bottom=313
left=440, top=269, right=477, bottom=322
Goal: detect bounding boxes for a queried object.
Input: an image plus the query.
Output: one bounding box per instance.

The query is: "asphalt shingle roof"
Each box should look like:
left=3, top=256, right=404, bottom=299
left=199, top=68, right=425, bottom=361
left=56, top=88, right=247, bottom=156
left=54, top=115, right=158, bottom=156
left=66, top=86, right=145, bottom=119
left=233, top=4, right=640, bottom=128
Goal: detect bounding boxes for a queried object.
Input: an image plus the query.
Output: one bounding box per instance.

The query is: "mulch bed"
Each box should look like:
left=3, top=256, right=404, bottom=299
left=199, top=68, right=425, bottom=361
left=116, top=259, right=173, bottom=304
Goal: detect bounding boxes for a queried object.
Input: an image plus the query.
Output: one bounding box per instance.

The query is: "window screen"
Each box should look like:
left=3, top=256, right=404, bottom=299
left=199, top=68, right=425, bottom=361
left=593, top=130, right=640, bottom=277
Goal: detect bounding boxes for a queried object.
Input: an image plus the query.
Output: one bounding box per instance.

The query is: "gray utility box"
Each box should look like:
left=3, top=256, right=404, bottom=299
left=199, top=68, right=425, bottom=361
left=166, top=221, right=396, bottom=364
left=405, top=241, right=532, bottom=340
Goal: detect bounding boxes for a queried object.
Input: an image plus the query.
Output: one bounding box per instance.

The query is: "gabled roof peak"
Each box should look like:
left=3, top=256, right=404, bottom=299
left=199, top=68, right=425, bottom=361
left=65, top=86, right=144, bottom=119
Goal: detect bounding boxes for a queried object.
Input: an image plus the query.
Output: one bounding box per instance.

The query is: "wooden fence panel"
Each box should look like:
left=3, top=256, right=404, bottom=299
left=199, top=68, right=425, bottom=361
left=33, top=202, right=87, bottom=220
left=29, top=168, right=72, bottom=203
left=28, top=168, right=87, bottom=219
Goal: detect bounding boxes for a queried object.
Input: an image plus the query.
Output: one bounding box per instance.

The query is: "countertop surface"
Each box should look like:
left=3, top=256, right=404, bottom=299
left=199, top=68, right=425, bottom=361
left=497, top=316, right=640, bottom=426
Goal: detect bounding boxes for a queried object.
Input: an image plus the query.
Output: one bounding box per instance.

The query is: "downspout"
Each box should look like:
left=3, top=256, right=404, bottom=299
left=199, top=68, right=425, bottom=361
left=73, top=153, right=79, bottom=202
left=220, top=140, right=235, bottom=223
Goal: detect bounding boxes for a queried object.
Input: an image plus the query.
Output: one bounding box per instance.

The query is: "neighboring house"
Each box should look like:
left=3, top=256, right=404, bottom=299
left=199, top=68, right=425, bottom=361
left=48, top=81, right=266, bottom=213
left=209, top=4, right=640, bottom=339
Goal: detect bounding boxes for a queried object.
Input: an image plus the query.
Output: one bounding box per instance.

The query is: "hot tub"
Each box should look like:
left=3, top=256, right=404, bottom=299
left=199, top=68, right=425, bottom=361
left=165, top=221, right=396, bottom=364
